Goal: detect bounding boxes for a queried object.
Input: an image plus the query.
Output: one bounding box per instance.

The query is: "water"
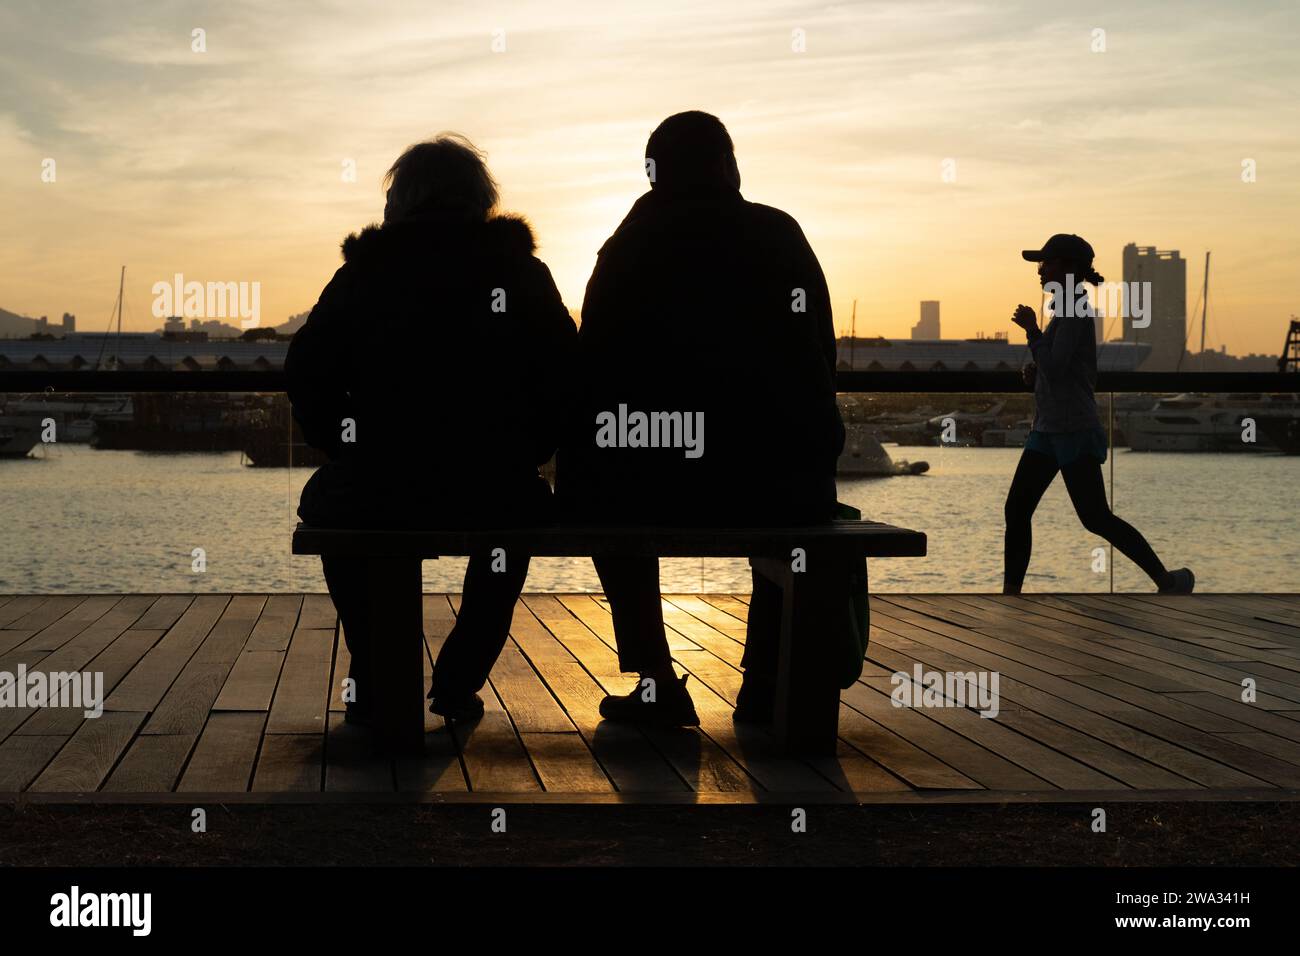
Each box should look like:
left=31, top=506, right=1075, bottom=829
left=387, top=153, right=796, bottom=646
left=1, top=444, right=1296, bottom=594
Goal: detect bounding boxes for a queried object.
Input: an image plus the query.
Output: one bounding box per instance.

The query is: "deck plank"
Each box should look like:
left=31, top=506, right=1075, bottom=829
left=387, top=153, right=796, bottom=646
left=869, top=606, right=1280, bottom=788
left=4, top=591, right=1300, bottom=800
left=214, top=650, right=286, bottom=711
left=142, top=596, right=267, bottom=735
left=252, top=733, right=322, bottom=792
left=442, top=596, right=544, bottom=793
left=324, top=714, right=395, bottom=792
left=842, top=680, right=1094, bottom=790
left=1016, top=595, right=1300, bottom=706
left=245, top=594, right=304, bottom=652
left=28, top=711, right=146, bottom=792
left=103, top=734, right=197, bottom=792
left=18, top=628, right=165, bottom=735
left=0, top=596, right=48, bottom=628
left=133, top=595, right=197, bottom=631
left=564, top=598, right=837, bottom=790
left=0, top=595, right=160, bottom=743
left=2, top=595, right=91, bottom=638
left=867, top=638, right=1191, bottom=789
left=394, top=730, right=468, bottom=792
left=517, top=597, right=686, bottom=792
left=105, top=595, right=231, bottom=712
left=518, top=732, right=615, bottom=793
left=0, top=629, right=37, bottom=656
left=549, top=596, right=757, bottom=792
left=0, top=735, right=67, bottom=791
left=448, top=682, right=543, bottom=793
left=297, top=594, right=338, bottom=630
left=17, top=595, right=122, bottom=652
left=265, top=627, right=333, bottom=734
left=178, top=712, right=266, bottom=792
left=516, top=595, right=823, bottom=792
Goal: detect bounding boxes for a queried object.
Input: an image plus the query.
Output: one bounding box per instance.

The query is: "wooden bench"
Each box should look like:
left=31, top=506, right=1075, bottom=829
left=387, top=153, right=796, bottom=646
left=291, top=521, right=926, bottom=757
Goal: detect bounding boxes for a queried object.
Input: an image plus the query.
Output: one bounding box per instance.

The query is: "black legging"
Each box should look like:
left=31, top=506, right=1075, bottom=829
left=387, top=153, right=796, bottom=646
left=1003, top=448, right=1167, bottom=593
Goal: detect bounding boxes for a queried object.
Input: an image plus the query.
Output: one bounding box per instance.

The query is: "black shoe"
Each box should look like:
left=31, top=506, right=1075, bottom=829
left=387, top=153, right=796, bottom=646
left=428, top=692, right=485, bottom=722
left=599, top=673, right=700, bottom=727
left=733, top=677, right=775, bottom=724
left=1159, top=567, right=1195, bottom=594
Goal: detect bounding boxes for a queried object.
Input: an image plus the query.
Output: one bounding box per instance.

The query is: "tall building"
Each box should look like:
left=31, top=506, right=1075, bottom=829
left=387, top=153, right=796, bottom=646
left=912, top=300, right=940, bottom=339
left=61, top=312, right=75, bottom=332
left=1122, top=244, right=1186, bottom=371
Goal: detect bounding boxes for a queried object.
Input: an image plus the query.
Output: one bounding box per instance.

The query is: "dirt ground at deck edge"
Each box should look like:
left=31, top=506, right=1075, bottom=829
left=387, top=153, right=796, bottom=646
left=2, top=801, right=1296, bottom=867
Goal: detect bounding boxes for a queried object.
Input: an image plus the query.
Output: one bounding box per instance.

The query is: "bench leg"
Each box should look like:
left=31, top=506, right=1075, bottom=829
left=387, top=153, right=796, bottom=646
left=753, top=555, right=842, bottom=757
left=365, top=558, right=426, bottom=756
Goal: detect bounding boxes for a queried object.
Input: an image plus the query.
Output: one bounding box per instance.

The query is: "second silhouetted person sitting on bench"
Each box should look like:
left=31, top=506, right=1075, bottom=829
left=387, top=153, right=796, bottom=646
left=557, top=111, right=845, bottom=727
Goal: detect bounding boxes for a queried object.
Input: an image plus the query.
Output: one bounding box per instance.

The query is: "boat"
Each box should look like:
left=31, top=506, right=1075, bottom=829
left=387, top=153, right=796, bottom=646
left=1122, top=393, right=1300, bottom=452
left=0, top=395, right=129, bottom=443
left=981, top=419, right=1033, bottom=448
left=0, top=414, right=42, bottom=458
left=1256, top=414, right=1300, bottom=455
left=924, top=401, right=1005, bottom=445
left=240, top=425, right=330, bottom=467
left=63, top=418, right=97, bottom=442
left=838, top=424, right=929, bottom=477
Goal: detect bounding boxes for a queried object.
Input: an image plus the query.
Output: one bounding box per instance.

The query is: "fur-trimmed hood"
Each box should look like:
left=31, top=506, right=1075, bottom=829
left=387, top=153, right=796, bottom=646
left=341, top=213, right=537, bottom=263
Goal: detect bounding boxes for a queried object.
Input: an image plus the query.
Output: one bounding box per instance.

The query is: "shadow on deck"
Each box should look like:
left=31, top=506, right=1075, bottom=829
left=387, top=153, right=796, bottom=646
left=2, top=592, right=1299, bottom=803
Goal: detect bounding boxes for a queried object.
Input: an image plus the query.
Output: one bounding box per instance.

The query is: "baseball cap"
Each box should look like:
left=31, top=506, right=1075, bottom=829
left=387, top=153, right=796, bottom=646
left=1022, top=233, right=1095, bottom=264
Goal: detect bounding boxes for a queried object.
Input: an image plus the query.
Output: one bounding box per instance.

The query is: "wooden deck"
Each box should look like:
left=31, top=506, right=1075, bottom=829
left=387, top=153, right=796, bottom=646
left=2, top=592, right=1300, bottom=802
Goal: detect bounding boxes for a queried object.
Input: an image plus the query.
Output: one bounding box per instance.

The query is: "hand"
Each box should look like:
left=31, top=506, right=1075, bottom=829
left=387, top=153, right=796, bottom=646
left=1012, top=304, right=1038, bottom=333
left=1022, top=362, right=1037, bottom=388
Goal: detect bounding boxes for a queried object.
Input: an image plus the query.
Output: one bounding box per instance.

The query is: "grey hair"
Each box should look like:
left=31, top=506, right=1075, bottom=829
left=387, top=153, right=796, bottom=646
left=382, top=133, right=499, bottom=223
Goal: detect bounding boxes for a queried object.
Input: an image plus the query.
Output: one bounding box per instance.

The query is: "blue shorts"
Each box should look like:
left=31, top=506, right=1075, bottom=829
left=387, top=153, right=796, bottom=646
left=1024, top=427, right=1108, bottom=467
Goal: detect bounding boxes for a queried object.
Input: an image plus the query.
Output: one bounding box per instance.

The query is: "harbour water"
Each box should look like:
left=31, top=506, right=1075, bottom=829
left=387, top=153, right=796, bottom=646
left=1, top=444, right=1296, bottom=594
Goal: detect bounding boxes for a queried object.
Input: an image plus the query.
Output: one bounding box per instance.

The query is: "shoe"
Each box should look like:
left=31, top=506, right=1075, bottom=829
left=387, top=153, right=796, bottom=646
left=428, top=692, right=485, bottom=722
left=733, top=677, right=775, bottom=724
left=427, top=665, right=485, bottom=722
left=1159, top=568, right=1195, bottom=595
left=599, top=673, right=700, bottom=727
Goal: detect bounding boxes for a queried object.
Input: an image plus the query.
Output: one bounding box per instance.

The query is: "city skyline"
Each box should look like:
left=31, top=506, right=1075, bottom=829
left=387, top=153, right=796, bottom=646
left=2, top=0, right=1297, bottom=356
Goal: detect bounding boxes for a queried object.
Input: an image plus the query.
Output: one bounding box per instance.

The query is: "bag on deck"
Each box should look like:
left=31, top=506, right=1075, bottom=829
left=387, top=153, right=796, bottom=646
left=835, top=502, right=871, bottom=689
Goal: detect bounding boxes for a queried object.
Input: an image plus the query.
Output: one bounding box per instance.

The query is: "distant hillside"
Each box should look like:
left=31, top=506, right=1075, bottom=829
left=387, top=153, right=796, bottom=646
left=276, top=311, right=309, bottom=335
left=2, top=305, right=311, bottom=339
left=0, top=307, right=38, bottom=337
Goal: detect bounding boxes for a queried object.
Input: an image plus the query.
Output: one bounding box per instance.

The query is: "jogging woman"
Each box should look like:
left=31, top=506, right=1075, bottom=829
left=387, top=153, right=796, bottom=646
left=1005, top=232, right=1194, bottom=595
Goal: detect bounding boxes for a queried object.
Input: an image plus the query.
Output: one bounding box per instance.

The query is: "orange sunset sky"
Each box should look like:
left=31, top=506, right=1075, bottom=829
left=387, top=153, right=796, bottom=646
left=2, top=0, right=1297, bottom=356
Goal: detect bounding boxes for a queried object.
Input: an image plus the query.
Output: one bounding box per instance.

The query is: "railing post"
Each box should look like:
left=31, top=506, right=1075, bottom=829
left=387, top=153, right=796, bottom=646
left=1108, top=390, right=1115, bottom=594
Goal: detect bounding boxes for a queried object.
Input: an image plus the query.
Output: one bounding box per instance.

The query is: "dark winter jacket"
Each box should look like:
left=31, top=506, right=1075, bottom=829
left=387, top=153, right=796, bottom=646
left=555, top=186, right=844, bottom=525
left=286, top=210, right=577, bottom=516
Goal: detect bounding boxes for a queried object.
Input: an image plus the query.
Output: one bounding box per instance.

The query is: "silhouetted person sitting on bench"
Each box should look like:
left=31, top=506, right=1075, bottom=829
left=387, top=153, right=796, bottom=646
left=557, top=111, right=844, bottom=727
left=287, top=134, right=576, bottom=726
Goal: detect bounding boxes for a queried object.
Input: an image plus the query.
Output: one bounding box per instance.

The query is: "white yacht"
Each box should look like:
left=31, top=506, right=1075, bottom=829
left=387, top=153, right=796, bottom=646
left=1123, top=393, right=1300, bottom=452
